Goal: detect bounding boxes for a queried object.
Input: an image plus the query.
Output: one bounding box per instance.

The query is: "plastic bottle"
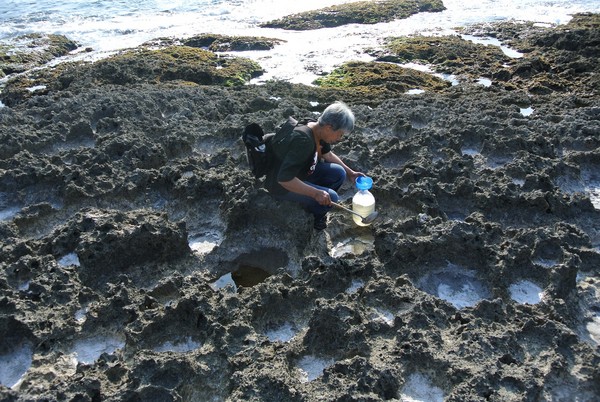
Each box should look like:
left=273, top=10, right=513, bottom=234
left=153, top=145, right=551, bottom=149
left=352, top=176, right=375, bottom=226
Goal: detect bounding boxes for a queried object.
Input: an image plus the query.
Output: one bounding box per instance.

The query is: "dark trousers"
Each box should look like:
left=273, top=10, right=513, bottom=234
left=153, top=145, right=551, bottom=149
left=273, top=162, right=346, bottom=218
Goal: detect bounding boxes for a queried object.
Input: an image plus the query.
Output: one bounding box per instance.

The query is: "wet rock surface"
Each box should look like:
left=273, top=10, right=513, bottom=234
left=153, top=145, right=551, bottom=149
left=260, top=0, right=445, bottom=30
left=0, top=34, right=79, bottom=78
left=1, top=13, right=600, bottom=402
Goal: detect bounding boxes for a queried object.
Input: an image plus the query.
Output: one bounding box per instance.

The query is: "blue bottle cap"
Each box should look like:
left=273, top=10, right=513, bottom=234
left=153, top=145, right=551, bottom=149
left=356, top=176, right=373, bottom=190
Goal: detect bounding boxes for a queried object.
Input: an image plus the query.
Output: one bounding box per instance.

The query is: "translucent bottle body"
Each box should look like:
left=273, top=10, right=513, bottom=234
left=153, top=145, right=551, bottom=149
left=352, top=190, right=375, bottom=226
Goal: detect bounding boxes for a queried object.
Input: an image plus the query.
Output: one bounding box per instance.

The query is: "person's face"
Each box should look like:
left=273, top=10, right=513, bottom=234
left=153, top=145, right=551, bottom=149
left=324, top=124, right=347, bottom=144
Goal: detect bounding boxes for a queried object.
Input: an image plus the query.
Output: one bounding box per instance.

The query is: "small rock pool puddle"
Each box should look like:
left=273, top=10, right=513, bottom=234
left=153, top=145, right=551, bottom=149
left=587, top=316, right=600, bottom=345
left=265, top=322, right=303, bottom=343
left=296, top=355, right=335, bottom=383
left=369, top=307, right=395, bottom=326
left=0, top=205, right=21, bottom=221
left=153, top=336, right=201, bottom=353
left=418, top=264, right=490, bottom=309
left=210, top=265, right=271, bottom=292
left=520, top=106, right=534, bottom=116
left=0, top=343, right=33, bottom=389
left=577, top=274, right=600, bottom=346
left=58, top=252, right=80, bottom=267
left=68, top=334, right=125, bottom=365
left=460, top=34, right=524, bottom=59
left=188, top=231, right=223, bottom=255
left=74, top=306, right=88, bottom=323
left=534, top=257, right=558, bottom=268
left=509, top=280, right=544, bottom=305
left=585, top=179, right=600, bottom=210
left=330, top=233, right=374, bottom=258
left=417, top=264, right=546, bottom=308
left=346, top=279, right=364, bottom=294
left=400, top=372, right=445, bottom=402
left=556, top=171, right=600, bottom=210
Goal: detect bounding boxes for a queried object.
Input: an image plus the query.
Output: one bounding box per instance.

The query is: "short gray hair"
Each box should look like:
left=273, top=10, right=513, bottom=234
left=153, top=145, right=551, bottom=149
left=318, top=101, right=355, bottom=133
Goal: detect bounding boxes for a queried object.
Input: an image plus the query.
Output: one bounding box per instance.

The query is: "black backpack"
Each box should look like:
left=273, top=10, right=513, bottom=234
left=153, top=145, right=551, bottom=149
left=242, top=116, right=310, bottom=178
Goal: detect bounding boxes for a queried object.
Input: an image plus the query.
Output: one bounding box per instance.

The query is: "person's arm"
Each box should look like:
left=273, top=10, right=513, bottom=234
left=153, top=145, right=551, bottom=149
left=279, top=178, right=331, bottom=205
left=323, top=151, right=364, bottom=183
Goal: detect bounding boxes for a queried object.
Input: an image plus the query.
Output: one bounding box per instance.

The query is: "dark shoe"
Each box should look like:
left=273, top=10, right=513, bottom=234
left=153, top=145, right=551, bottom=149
left=314, top=215, right=327, bottom=230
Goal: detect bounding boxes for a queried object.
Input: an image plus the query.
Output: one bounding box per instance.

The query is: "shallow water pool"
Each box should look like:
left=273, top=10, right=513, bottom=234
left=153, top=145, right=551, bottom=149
left=400, top=372, right=445, bottom=402
left=346, top=279, right=365, bottom=294
left=265, top=322, right=302, bottom=343
left=154, top=336, right=201, bottom=353
left=188, top=231, right=222, bottom=255
left=0, top=343, right=33, bottom=389
left=70, top=334, right=125, bottom=365
left=296, top=355, right=334, bottom=383
left=587, top=316, right=600, bottom=345
left=330, top=234, right=374, bottom=258
left=417, top=264, right=490, bottom=309
left=509, top=280, right=544, bottom=304
left=58, top=253, right=80, bottom=267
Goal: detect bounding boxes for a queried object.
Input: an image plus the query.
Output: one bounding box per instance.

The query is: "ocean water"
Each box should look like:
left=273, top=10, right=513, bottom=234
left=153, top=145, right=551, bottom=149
left=1, top=0, right=599, bottom=84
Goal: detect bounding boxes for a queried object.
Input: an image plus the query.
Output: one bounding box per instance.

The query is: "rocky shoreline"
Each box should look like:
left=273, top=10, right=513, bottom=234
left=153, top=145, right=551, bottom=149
left=1, top=5, right=599, bottom=402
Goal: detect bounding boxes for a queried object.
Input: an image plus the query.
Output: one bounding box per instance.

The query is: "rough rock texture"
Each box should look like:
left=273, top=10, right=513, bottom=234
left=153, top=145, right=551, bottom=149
left=0, top=12, right=599, bottom=402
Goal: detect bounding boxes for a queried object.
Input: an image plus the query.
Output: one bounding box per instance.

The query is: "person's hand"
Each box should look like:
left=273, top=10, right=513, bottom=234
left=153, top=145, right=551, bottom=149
left=314, top=190, right=331, bottom=206
left=348, top=170, right=366, bottom=183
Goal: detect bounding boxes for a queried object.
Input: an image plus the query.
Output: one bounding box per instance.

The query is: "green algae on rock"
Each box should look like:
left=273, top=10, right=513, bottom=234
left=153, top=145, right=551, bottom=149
left=459, top=13, right=600, bottom=95
left=87, top=46, right=264, bottom=86
left=314, top=60, right=449, bottom=95
left=183, top=34, right=285, bottom=52
left=144, top=34, right=285, bottom=52
left=380, top=35, right=510, bottom=76
left=0, top=33, right=78, bottom=77
left=0, top=46, right=264, bottom=106
left=260, top=0, right=445, bottom=30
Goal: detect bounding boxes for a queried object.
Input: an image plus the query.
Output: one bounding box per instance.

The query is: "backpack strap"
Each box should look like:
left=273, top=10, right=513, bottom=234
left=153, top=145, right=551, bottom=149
left=293, top=124, right=312, bottom=137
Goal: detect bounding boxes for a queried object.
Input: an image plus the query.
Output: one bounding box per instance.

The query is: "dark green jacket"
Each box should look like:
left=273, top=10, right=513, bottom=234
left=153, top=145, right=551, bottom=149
left=265, top=126, right=331, bottom=195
